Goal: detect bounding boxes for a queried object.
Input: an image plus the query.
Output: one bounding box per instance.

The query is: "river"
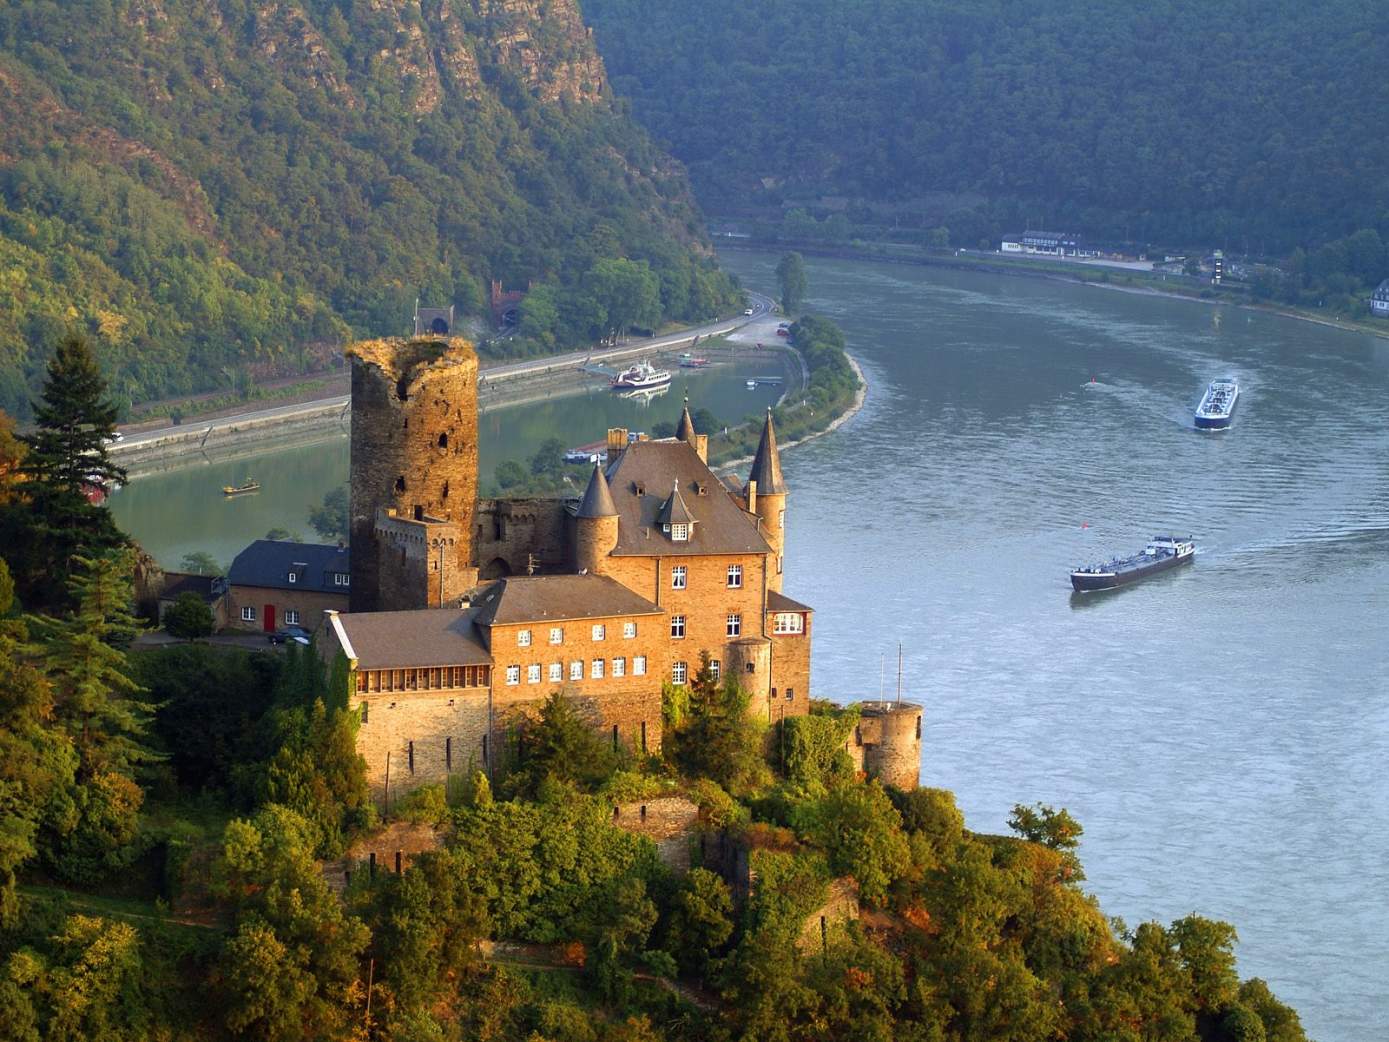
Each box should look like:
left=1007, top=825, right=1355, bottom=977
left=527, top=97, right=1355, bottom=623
left=113, top=251, right=1387, bottom=1040
left=718, top=249, right=1389, bottom=1042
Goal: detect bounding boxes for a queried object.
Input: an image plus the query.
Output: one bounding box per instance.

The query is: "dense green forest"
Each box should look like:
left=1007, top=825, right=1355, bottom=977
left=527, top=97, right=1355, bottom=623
left=0, top=0, right=740, bottom=416
left=584, top=1, right=1389, bottom=267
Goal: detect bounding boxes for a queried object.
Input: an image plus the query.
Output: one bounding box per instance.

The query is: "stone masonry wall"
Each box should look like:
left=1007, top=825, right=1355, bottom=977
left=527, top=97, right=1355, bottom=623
left=348, top=336, right=479, bottom=611
left=849, top=701, right=923, bottom=790
left=225, top=584, right=348, bottom=633
left=474, top=497, right=570, bottom=579
left=612, top=797, right=700, bottom=872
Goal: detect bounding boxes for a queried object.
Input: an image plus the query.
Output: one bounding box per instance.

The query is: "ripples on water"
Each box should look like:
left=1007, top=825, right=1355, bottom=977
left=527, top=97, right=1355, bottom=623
left=720, top=251, right=1389, bottom=1042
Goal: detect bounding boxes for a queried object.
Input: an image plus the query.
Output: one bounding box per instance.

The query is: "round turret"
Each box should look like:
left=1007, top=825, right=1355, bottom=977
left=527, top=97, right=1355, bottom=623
left=851, top=700, right=922, bottom=790
left=747, top=409, right=788, bottom=591
left=348, top=336, right=479, bottom=611
left=574, top=462, right=619, bottom=575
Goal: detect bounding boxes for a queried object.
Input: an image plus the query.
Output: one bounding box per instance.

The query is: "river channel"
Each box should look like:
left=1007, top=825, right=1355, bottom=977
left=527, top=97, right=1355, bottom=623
left=112, top=251, right=1387, bottom=1040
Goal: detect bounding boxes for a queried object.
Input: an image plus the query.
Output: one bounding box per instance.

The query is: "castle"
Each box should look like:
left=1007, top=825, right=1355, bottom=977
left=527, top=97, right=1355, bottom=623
left=321, top=334, right=919, bottom=796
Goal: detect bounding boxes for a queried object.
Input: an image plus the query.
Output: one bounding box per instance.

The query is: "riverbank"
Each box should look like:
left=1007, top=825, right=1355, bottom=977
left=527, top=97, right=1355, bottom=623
left=722, top=239, right=1389, bottom=343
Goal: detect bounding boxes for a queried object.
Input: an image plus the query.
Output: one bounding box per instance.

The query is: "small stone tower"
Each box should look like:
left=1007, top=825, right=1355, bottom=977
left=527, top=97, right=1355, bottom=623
left=746, top=408, right=788, bottom=591
left=574, top=463, right=619, bottom=575
left=347, top=336, right=479, bottom=612
left=850, top=701, right=922, bottom=790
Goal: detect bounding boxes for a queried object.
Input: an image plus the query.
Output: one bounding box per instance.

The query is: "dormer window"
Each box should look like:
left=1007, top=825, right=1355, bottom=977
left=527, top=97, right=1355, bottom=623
left=670, top=523, right=689, bottom=541
left=287, top=572, right=298, bottom=584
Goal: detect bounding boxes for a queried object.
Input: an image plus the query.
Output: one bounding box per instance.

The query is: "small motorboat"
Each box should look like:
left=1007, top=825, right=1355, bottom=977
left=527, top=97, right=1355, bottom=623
left=223, top=480, right=261, bottom=496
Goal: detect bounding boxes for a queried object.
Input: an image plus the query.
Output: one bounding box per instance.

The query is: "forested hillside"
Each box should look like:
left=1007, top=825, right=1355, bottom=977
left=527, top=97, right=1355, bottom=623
left=0, top=0, right=738, bottom=416
left=585, top=0, right=1389, bottom=257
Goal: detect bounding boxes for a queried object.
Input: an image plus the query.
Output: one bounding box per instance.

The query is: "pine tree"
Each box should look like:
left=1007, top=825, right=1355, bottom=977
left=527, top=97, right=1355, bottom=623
left=6, top=335, right=127, bottom=607
left=31, top=551, right=153, bottom=780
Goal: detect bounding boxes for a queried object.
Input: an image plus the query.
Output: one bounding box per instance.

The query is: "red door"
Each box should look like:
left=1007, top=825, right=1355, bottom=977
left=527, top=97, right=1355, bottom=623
left=263, top=604, right=275, bottom=632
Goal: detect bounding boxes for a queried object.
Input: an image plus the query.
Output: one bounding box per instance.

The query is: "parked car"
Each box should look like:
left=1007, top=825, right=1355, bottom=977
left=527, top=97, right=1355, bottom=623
left=269, top=625, right=311, bottom=645
left=775, top=327, right=790, bottom=337
left=743, top=307, right=754, bottom=315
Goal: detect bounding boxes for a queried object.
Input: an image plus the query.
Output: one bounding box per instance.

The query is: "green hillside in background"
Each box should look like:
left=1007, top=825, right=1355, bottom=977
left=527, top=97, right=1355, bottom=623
left=0, top=0, right=738, bottom=417
left=585, top=0, right=1389, bottom=260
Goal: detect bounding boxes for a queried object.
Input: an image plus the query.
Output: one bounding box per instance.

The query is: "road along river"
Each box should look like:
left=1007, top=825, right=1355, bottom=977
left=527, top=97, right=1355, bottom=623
left=717, top=249, right=1389, bottom=1042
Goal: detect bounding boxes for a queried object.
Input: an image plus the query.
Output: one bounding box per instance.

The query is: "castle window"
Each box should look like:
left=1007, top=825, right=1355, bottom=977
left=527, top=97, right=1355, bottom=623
left=641, top=721, right=647, bottom=752
left=591, top=623, right=606, bottom=641
left=613, top=657, right=626, bottom=678
left=672, top=661, right=688, bottom=685
left=285, top=610, right=300, bottom=625
left=517, top=629, right=532, bottom=647
left=710, top=660, right=721, bottom=681
left=287, top=572, right=297, bottom=584
left=633, top=656, right=647, bottom=676
left=438, top=432, right=448, bottom=449
left=505, top=665, right=520, bottom=686
left=786, top=687, right=794, bottom=701
left=773, top=613, right=804, bottom=635
left=446, top=736, right=452, bottom=771
left=406, top=669, right=418, bottom=690
left=777, top=556, right=783, bottom=575
left=549, top=662, right=563, bottom=683
left=727, top=564, right=742, bottom=588
left=527, top=664, right=541, bottom=684
left=671, top=566, right=687, bottom=590
left=570, top=660, right=583, bottom=681
left=591, top=659, right=605, bottom=679
left=779, top=509, right=785, bottom=530
left=333, top=573, right=350, bottom=586
left=670, top=523, right=689, bottom=542
left=623, top=621, right=637, bottom=638
left=916, top=716, right=921, bottom=739
left=549, top=626, right=564, bottom=645
left=726, top=613, right=741, bottom=638
left=408, top=741, right=414, bottom=774
left=670, top=615, right=686, bottom=639
left=241, top=606, right=255, bottom=622
left=395, top=476, right=406, bottom=493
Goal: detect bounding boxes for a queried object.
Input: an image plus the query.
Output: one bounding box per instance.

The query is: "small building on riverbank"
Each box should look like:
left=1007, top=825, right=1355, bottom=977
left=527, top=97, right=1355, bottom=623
left=1371, top=279, right=1389, bottom=317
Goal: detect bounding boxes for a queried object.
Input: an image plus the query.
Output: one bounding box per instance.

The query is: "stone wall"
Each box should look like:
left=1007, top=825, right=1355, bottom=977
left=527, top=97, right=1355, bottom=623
left=797, top=878, right=860, bottom=955
left=612, top=796, right=700, bottom=872
left=768, top=611, right=812, bottom=707
left=474, top=497, right=570, bottom=579
left=348, top=336, right=479, bottom=611
left=225, top=584, right=348, bottom=633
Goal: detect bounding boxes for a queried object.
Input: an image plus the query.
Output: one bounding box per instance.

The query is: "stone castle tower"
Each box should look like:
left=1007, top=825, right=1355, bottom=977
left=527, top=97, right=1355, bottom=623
left=745, top=408, right=788, bottom=592
left=347, top=336, right=480, bottom=612
left=851, top=701, right=922, bottom=790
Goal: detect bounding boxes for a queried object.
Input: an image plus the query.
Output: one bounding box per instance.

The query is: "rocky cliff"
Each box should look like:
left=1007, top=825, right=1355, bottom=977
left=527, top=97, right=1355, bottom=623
left=0, top=0, right=727, bottom=415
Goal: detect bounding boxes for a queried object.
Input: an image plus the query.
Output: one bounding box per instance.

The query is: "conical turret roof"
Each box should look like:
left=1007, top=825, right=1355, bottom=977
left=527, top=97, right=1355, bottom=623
left=676, top=395, right=696, bottom=443
left=747, top=408, right=787, bottom=495
left=576, top=462, right=618, bottom=518
left=656, top=479, right=696, bottom=527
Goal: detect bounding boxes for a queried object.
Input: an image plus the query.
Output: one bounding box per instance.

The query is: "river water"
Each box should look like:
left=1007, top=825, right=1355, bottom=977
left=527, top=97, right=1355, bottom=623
left=112, top=252, right=1386, bottom=1039
left=718, top=249, right=1389, bottom=1042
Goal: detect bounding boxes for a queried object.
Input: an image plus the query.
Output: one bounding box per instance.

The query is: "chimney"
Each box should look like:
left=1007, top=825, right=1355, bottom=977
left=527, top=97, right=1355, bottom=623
left=747, top=478, right=758, bottom=514
left=694, top=433, right=709, bottom=462
left=607, top=427, right=628, bottom=461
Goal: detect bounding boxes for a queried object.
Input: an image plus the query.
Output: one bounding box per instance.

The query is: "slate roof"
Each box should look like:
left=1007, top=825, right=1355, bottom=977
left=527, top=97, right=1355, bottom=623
left=576, top=462, right=618, bottom=518
left=1374, top=278, right=1389, bottom=301
left=655, top=480, right=695, bottom=526
left=471, top=574, right=662, bottom=627
left=768, top=590, right=814, bottom=614
left=331, top=608, right=490, bottom=669
left=747, top=409, right=787, bottom=495
left=675, top=399, right=696, bottom=442
left=228, top=540, right=350, bottom=594
left=159, top=572, right=222, bottom=602
left=604, top=440, right=772, bottom=557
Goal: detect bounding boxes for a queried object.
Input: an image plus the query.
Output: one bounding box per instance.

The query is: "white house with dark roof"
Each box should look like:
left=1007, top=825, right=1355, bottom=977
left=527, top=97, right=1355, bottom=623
left=1371, top=279, right=1389, bottom=317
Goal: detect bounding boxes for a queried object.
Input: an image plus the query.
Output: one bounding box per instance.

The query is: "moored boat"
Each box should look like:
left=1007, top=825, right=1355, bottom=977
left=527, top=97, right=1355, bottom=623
left=223, top=479, right=260, bottom=496
left=1070, top=535, right=1195, bottom=592
left=679, top=357, right=710, bottom=368
left=563, top=441, right=608, bottom=465
left=610, top=360, right=671, bottom=391
left=1195, top=378, right=1239, bottom=429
